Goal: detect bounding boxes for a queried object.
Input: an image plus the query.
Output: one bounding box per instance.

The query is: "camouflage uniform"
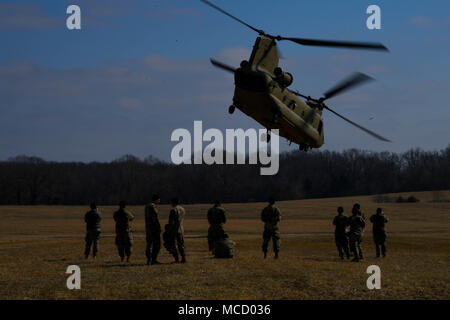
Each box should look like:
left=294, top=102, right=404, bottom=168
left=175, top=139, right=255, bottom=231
left=113, top=208, right=134, bottom=260
left=348, top=213, right=365, bottom=261
left=207, top=205, right=227, bottom=252
left=84, top=209, right=102, bottom=257
left=333, top=214, right=350, bottom=259
left=167, top=205, right=186, bottom=262
left=370, top=212, right=389, bottom=257
left=261, top=204, right=281, bottom=255
left=163, top=224, right=174, bottom=254
left=145, top=203, right=161, bottom=263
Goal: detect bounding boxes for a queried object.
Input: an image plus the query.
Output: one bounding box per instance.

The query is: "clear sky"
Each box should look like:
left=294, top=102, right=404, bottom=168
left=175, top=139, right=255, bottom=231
left=1, top=0, right=449, bottom=162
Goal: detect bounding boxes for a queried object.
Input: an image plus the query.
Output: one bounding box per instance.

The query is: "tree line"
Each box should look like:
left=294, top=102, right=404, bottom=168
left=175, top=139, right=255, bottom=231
left=0, top=145, right=449, bottom=205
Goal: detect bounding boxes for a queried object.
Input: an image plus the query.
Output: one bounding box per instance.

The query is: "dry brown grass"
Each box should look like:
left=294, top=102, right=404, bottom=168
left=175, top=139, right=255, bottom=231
left=0, top=190, right=449, bottom=300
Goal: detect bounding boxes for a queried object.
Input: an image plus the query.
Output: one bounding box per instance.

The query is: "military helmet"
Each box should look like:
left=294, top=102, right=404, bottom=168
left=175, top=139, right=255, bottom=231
left=351, top=203, right=360, bottom=215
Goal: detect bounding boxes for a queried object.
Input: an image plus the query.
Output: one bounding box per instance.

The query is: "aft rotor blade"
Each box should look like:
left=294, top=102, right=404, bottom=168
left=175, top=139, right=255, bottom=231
left=322, top=72, right=374, bottom=101
left=278, top=37, right=388, bottom=51
left=323, top=105, right=391, bottom=142
left=200, top=0, right=264, bottom=34
left=210, top=59, right=236, bottom=73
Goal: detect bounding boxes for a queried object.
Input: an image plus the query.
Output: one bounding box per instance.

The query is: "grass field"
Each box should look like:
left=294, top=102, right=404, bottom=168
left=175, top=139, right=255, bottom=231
left=0, top=190, right=449, bottom=300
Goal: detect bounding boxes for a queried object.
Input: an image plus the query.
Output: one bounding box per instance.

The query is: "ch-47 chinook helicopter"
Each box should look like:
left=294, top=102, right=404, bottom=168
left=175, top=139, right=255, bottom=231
left=201, top=0, right=391, bottom=151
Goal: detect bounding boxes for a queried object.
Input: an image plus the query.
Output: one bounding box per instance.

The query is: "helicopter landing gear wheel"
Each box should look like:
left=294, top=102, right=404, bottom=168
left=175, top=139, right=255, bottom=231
left=228, top=105, right=236, bottom=114
left=299, top=143, right=310, bottom=152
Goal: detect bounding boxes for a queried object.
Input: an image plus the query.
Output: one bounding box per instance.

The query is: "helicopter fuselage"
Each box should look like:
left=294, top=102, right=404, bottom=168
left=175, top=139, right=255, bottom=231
left=205, top=0, right=391, bottom=146
left=231, top=36, right=324, bottom=148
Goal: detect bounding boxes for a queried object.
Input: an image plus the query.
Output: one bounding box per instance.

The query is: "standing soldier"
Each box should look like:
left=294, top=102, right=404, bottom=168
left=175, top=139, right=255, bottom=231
left=167, top=197, right=186, bottom=263
left=356, top=203, right=366, bottom=222
left=332, top=206, right=350, bottom=260
left=370, top=208, right=389, bottom=257
left=207, top=200, right=227, bottom=252
left=84, top=202, right=102, bottom=259
left=113, top=201, right=135, bottom=263
left=261, top=197, right=281, bottom=259
left=348, top=203, right=365, bottom=262
left=145, top=194, right=162, bottom=265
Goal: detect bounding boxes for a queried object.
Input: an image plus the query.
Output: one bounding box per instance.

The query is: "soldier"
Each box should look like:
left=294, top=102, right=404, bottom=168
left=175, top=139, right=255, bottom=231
left=370, top=208, right=389, bottom=257
left=113, top=201, right=135, bottom=263
left=84, top=202, right=102, bottom=259
left=261, top=197, right=281, bottom=259
left=332, top=206, right=350, bottom=260
left=348, top=203, right=365, bottom=262
left=145, top=194, right=162, bottom=265
left=207, top=200, right=227, bottom=253
left=355, top=203, right=366, bottom=222
left=167, top=197, right=186, bottom=263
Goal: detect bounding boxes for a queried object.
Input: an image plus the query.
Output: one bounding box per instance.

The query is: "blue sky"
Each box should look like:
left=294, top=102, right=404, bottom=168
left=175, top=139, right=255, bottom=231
left=0, top=0, right=449, bottom=161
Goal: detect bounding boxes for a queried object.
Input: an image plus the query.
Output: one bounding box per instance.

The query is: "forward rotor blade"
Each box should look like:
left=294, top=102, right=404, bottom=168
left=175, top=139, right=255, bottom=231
left=323, top=105, right=391, bottom=142
left=210, top=59, right=236, bottom=73
left=322, top=72, right=374, bottom=101
left=200, top=0, right=264, bottom=34
left=278, top=37, right=388, bottom=51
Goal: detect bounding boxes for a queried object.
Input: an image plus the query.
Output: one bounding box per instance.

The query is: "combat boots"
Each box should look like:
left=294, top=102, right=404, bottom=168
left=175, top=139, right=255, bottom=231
left=151, top=252, right=161, bottom=265
left=274, top=252, right=279, bottom=259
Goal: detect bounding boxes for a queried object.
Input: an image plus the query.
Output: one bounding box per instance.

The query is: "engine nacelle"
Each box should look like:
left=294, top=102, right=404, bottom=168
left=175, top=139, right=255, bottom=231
left=274, top=67, right=293, bottom=87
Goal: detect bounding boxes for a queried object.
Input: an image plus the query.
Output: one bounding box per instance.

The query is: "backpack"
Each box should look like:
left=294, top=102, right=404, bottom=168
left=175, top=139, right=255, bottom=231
left=213, top=237, right=235, bottom=259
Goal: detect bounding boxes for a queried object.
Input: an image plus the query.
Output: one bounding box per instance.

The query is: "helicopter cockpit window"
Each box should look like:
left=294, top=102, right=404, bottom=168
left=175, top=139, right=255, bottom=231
left=235, top=69, right=266, bottom=92
left=288, top=101, right=297, bottom=110
left=318, top=120, right=323, bottom=135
